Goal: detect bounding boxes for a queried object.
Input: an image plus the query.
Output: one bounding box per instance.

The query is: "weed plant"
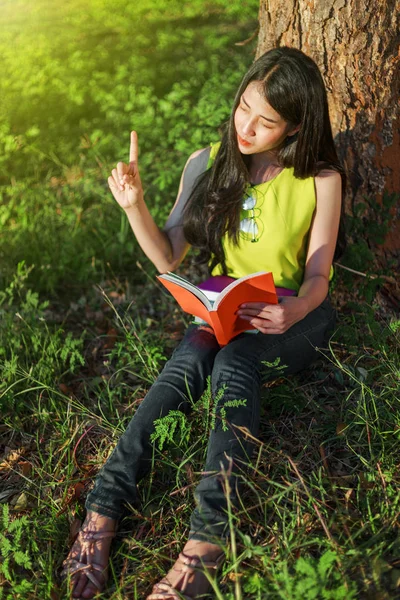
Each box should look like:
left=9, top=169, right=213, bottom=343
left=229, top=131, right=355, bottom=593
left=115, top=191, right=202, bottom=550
left=1, top=265, right=399, bottom=598
left=0, top=0, right=258, bottom=295
left=1, top=0, right=399, bottom=599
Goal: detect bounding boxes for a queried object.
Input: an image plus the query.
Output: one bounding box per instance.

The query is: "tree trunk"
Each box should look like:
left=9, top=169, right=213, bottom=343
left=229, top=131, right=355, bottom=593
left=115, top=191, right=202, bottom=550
left=256, top=0, right=400, bottom=253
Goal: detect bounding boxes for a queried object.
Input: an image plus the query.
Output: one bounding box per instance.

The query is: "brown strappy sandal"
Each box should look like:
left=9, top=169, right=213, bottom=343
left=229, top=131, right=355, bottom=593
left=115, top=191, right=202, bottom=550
left=146, top=551, right=225, bottom=600
left=61, top=529, right=116, bottom=596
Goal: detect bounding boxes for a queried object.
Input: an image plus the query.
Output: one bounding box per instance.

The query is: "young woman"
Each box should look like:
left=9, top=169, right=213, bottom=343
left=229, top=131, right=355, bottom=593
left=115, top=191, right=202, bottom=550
left=62, top=46, right=344, bottom=599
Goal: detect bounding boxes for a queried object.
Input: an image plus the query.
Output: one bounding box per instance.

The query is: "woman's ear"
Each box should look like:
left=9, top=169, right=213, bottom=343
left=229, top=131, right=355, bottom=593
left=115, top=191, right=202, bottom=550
left=287, top=124, right=301, bottom=137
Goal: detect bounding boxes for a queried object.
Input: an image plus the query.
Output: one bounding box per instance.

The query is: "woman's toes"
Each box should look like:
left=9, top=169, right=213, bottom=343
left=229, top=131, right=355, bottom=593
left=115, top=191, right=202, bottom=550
left=71, top=576, right=101, bottom=599
left=63, top=513, right=116, bottom=599
left=72, top=573, right=90, bottom=598
left=81, top=582, right=99, bottom=599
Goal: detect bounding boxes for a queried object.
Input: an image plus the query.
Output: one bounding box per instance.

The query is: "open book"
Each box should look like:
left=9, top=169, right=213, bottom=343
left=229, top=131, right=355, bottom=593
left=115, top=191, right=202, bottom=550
left=157, top=271, right=278, bottom=346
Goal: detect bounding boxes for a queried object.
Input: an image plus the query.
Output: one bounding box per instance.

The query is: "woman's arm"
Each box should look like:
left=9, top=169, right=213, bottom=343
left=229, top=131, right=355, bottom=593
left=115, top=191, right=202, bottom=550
left=296, top=169, right=342, bottom=311
left=161, top=146, right=210, bottom=271
left=108, top=131, right=210, bottom=273
left=238, top=170, right=342, bottom=334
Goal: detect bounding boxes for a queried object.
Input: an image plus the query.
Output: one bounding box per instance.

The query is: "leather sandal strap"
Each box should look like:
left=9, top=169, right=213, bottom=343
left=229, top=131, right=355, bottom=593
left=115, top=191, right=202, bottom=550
left=77, top=529, right=116, bottom=563
left=179, top=551, right=225, bottom=570
left=178, top=551, right=225, bottom=590
left=148, top=581, right=193, bottom=600
left=147, top=551, right=225, bottom=599
left=62, top=560, right=107, bottom=591
left=78, top=530, right=116, bottom=542
left=61, top=528, right=115, bottom=591
left=61, top=558, right=106, bottom=575
left=85, top=569, right=103, bottom=590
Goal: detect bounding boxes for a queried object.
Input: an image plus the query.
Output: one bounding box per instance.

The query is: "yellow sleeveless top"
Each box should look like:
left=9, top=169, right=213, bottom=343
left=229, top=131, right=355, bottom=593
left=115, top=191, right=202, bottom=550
left=208, top=142, right=320, bottom=292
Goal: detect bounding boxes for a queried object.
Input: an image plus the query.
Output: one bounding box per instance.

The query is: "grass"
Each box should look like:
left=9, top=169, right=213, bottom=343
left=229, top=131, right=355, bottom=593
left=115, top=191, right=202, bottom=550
left=1, top=0, right=400, bottom=598
left=1, top=266, right=399, bottom=598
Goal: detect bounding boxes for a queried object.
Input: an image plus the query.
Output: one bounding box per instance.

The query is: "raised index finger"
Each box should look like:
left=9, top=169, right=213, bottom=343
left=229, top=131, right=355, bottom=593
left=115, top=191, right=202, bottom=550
left=129, top=131, right=138, bottom=164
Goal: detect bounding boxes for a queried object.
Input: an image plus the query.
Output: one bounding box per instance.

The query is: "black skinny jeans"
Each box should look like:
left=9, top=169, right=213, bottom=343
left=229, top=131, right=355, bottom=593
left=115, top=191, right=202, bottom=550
left=86, top=297, right=336, bottom=542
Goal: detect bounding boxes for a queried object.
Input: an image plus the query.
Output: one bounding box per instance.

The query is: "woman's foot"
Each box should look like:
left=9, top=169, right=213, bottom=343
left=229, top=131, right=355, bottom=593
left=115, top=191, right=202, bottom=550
left=147, top=539, right=225, bottom=599
left=62, top=510, right=117, bottom=599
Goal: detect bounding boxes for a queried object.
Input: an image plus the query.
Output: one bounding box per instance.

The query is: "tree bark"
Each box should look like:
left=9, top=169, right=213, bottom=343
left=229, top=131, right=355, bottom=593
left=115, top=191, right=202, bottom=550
left=257, top=0, right=400, bottom=252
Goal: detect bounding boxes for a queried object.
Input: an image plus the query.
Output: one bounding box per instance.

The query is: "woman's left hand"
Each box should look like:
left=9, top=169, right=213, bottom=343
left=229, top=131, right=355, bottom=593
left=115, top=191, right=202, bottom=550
left=237, top=296, right=309, bottom=335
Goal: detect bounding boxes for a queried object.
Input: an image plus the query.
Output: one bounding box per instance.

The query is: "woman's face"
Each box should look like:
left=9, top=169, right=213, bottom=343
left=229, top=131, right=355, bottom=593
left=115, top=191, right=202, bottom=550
left=234, top=81, right=299, bottom=156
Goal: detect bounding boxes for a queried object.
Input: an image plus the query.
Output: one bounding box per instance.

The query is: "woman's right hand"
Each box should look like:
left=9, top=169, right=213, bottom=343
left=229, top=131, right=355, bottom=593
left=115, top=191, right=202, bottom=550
left=108, top=131, right=143, bottom=210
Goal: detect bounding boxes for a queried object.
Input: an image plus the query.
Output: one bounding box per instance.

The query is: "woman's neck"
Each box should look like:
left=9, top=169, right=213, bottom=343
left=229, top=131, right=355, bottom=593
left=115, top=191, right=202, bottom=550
left=248, top=152, right=283, bottom=185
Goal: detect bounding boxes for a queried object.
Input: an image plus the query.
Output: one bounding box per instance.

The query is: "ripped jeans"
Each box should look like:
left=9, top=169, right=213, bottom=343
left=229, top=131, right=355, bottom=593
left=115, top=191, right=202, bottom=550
left=86, top=297, right=336, bottom=542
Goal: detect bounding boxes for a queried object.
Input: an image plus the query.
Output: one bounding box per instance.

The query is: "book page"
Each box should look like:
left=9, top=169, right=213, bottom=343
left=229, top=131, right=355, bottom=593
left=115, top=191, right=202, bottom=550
left=159, top=273, right=213, bottom=310
left=201, top=290, right=219, bottom=304
left=213, top=271, right=272, bottom=310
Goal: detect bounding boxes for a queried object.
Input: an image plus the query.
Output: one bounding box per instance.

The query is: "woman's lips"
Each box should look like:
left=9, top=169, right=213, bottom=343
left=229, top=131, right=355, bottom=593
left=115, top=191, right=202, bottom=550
left=237, top=134, right=252, bottom=147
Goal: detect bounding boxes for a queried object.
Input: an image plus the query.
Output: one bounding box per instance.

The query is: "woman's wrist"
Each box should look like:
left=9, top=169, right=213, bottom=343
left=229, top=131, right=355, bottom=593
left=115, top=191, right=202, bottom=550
left=295, top=295, right=311, bottom=319
left=123, top=193, right=145, bottom=214
left=297, top=275, right=329, bottom=316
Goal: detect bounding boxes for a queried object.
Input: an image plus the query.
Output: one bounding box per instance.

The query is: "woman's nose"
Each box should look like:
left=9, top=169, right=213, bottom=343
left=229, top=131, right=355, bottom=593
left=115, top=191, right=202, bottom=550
left=242, top=118, right=255, bottom=136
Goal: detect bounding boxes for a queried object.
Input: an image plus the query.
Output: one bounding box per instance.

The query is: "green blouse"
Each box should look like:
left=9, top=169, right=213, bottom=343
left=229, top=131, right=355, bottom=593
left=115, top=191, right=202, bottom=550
left=208, top=142, right=327, bottom=292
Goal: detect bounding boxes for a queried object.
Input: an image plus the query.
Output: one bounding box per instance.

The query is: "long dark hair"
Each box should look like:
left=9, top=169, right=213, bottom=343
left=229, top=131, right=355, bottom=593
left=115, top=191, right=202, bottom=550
left=183, top=46, right=346, bottom=274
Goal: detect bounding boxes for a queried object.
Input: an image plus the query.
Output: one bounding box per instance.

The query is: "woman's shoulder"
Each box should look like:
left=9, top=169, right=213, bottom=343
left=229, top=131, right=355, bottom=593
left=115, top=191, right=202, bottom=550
left=185, top=146, right=211, bottom=170
left=183, top=146, right=212, bottom=179
left=188, top=146, right=211, bottom=160
left=314, top=169, right=342, bottom=191
left=314, top=169, right=342, bottom=205
left=314, top=164, right=342, bottom=183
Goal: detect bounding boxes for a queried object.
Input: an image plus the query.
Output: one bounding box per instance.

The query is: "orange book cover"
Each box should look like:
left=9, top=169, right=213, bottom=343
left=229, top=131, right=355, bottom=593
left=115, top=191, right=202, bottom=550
left=157, top=271, right=278, bottom=346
